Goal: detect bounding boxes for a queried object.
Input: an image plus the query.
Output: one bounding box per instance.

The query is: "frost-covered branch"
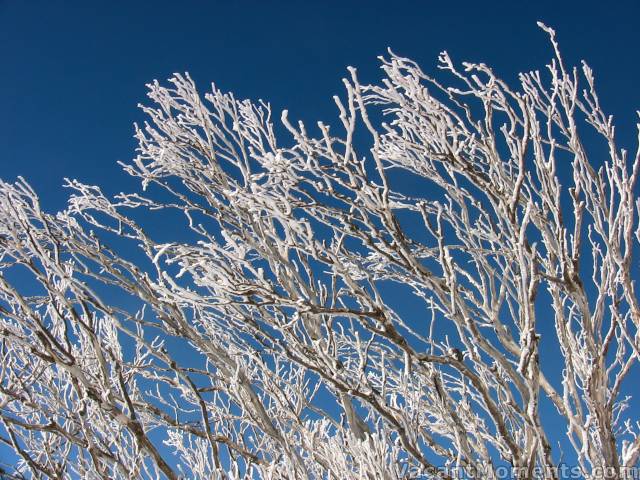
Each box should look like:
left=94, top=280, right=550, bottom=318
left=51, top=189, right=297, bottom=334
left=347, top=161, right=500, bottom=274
left=1, top=25, right=639, bottom=479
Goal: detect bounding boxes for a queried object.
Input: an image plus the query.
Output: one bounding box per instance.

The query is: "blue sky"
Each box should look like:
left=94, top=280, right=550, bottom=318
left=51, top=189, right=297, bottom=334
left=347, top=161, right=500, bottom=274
left=1, top=0, right=639, bottom=208
left=1, top=0, right=640, bottom=475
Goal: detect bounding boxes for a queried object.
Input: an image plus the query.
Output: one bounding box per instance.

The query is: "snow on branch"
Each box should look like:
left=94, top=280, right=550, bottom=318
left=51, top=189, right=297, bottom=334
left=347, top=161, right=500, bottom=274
left=1, top=27, right=639, bottom=479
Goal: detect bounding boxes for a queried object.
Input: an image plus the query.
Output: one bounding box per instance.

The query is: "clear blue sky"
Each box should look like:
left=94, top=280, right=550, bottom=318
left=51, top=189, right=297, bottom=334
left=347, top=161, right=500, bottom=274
left=1, top=0, right=639, bottom=208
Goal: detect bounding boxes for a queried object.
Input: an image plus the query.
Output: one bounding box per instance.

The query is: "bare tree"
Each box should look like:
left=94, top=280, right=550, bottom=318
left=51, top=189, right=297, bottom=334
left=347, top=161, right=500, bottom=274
left=1, top=24, right=639, bottom=479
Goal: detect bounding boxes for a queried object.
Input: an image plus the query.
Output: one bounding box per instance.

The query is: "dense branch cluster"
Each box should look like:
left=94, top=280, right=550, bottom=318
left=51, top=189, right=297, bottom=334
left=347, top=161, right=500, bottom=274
left=1, top=25, right=639, bottom=479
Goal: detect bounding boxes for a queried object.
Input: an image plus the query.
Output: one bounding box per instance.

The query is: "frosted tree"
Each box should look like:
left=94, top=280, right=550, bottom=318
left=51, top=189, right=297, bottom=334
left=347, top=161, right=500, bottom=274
left=1, top=24, right=639, bottom=479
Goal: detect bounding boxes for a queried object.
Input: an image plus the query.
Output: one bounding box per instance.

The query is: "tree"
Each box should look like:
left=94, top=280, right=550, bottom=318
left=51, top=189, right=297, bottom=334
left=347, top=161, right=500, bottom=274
left=1, top=24, right=639, bottom=479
